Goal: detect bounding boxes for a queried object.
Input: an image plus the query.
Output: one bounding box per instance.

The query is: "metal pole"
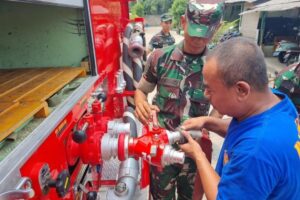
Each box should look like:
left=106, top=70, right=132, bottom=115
left=259, top=11, right=266, bottom=46
left=83, top=0, right=98, bottom=76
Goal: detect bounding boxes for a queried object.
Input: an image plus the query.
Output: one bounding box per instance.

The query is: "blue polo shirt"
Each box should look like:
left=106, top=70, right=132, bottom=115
left=216, top=90, right=300, bottom=199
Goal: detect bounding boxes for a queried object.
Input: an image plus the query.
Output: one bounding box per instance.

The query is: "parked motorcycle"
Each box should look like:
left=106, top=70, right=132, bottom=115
left=273, top=40, right=299, bottom=63
left=284, top=49, right=300, bottom=66
left=208, top=30, right=241, bottom=50
left=274, top=61, right=300, bottom=111
left=219, top=30, right=241, bottom=43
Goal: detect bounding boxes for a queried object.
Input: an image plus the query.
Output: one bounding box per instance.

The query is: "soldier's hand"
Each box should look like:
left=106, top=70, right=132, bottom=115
left=134, top=100, right=160, bottom=125
left=181, top=116, right=208, bottom=131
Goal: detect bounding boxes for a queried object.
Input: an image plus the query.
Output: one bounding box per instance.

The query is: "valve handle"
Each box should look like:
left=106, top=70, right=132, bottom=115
left=87, top=191, right=98, bottom=200
left=48, top=170, right=70, bottom=197
left=97, top=92, right=107, bottom=102
left=73, top=122, right=89, bottom=143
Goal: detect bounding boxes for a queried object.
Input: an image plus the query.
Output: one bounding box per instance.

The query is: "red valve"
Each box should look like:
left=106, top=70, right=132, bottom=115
left=114, top=126, right=185, bottom=168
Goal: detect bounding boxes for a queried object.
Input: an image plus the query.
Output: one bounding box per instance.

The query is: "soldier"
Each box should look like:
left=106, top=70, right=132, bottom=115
left=274, top=62, right=300, bottom=112
left=134, top=1, right=224, bottom=199
left=147, top=13, right=175, bottom=54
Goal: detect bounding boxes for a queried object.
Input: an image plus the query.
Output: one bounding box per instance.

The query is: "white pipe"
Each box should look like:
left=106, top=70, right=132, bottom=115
left=106, top=107, right=139, bottom=200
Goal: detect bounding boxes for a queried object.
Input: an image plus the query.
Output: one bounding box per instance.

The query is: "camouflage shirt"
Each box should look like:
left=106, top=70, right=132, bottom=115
left=138, top=42, right=210, bottom=130
left=274, top=63, right=300, bottom=112
left=148, top=31, right=175, bottom=51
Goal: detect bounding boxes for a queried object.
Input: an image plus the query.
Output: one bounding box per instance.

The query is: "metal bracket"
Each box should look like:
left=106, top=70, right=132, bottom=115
left=0, top=177, right=35, bottom=200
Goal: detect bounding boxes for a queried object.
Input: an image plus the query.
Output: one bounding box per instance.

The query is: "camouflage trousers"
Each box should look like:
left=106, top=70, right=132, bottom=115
left=150, top=136, right=212, bottom=200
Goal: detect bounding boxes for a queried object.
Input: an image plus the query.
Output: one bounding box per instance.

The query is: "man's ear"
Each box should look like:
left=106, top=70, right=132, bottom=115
left=235, top=81, right=250, bottom=101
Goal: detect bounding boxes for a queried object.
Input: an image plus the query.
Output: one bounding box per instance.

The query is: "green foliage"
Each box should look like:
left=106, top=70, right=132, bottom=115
left=142, top=0, right=173, bottom=15
left=131, top=2, right=145, bottom=17
left=143, top=0, right=158, bottom=15
left=130, top=13, right=139, bottom=20
left=170, top=0, right=188, bottom=29
left=212, top=19, right=240, bottom=43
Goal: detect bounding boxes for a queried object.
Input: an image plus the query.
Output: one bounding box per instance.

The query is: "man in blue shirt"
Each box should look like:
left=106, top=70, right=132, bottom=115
left=180, top=37, right=300, bottom=199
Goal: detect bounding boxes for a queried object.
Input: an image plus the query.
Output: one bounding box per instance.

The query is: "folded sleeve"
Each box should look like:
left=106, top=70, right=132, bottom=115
left=137, top=49, right=164, bottom=94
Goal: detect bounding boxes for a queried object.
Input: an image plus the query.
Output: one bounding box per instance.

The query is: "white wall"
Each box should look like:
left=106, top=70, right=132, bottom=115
left=239, top=3, right=260, bottom=42
left=240, top=13, right=260, bottom=41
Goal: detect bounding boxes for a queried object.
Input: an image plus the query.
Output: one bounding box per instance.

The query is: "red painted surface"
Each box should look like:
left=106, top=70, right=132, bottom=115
left=19, top=0, right=138, bottom=199
left=125, top=127, right=169, bottom=168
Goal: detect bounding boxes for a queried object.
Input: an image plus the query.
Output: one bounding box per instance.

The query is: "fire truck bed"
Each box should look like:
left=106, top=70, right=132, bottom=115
left=0, top=67, right=86, bottom=142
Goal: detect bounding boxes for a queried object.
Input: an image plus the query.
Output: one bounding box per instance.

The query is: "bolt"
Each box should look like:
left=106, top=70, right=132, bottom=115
left=114, top=182, right=128, bottom=196
left=153, top=134, right=159, bottom=141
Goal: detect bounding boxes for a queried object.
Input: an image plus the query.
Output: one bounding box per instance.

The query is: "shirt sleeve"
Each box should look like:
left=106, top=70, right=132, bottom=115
left=217, top=153, right=280, bottom=200
left=171, top=35, right=175, bottom=45
left=137, top=49, right=163, bottom=93
left=148, top=36, right=156, bottom=51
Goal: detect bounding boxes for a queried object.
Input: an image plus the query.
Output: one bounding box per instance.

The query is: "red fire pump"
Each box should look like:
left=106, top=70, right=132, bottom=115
left=66, top=98, right=203, bottom=168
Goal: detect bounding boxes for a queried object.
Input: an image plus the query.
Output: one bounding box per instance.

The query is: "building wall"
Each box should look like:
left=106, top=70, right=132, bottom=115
left=239, top=3, right=260, bottom=41
left=0, top=1, right=88, bottom=69
left=240, top=12, right=260, bottom=41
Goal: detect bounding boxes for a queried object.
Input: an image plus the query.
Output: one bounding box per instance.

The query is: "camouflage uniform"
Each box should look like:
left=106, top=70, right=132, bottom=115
left=274, top=63, right=300, bottom=112
left=138, top=42, right=210, bottom=200
left=137, top=2, right=223, bottom=199
left=148, top=31, right=175, bottom=52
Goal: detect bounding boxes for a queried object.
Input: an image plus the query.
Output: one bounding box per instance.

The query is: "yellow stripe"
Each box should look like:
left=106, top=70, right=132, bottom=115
left=294, top=141, right=300, bottom=158
left=64, top=177, right=69, bottom=189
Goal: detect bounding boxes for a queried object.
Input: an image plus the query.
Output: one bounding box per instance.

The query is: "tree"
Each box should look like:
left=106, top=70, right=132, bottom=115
left=143, top=0, right=173, bottom=15
left=170, top=0, right=188, bottom=29
left=143, top=0, right=158, bottom=15
left=131, top=2, right=145, bottom=17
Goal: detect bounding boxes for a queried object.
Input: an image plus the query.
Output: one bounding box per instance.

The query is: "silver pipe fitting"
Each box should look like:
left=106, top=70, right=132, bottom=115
left=161, top=145, right=185, bottom=167
left=106, top=158, right=139, bottom=199
left=166, top=130, right=203, bottom=145
left=106, top=107, right=139, bottom=200
left=115, top=69, right=127, bottom=93
left=128, top=34, right=144, bottom=58
left=133, top=22, right=143, bottom=33
left=101, top=134, right=119, bottom=160
left=107, top=120, right=130, bottom=137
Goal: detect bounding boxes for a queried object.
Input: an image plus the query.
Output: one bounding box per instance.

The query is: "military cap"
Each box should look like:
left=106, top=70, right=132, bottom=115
left=160, top=13, right=172, bottom=22
left=186, top=0, right=224, bottom=38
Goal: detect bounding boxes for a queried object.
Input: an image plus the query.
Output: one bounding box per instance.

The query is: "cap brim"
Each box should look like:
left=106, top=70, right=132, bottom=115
left=187, top=23, right=216, bottom=38
left=161, top=19, right=172, bottom=22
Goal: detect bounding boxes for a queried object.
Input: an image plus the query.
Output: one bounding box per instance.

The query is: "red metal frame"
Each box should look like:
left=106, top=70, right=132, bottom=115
left=19, top=0, right=137, bottom=199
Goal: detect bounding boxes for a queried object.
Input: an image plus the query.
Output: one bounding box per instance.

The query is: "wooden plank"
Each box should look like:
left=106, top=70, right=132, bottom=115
left=0, top=102, right=19, bottom=116
left=0, top=70, right=21, bottom=84
left=0, top=68, right=66, bottom=102
left=0, top=101, right=48, bottom=142
left=0, top=69, right=44, bottom=97
left=0, top=67, right=85, bottom=142
left=22, top=67, right=86, bottom=101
